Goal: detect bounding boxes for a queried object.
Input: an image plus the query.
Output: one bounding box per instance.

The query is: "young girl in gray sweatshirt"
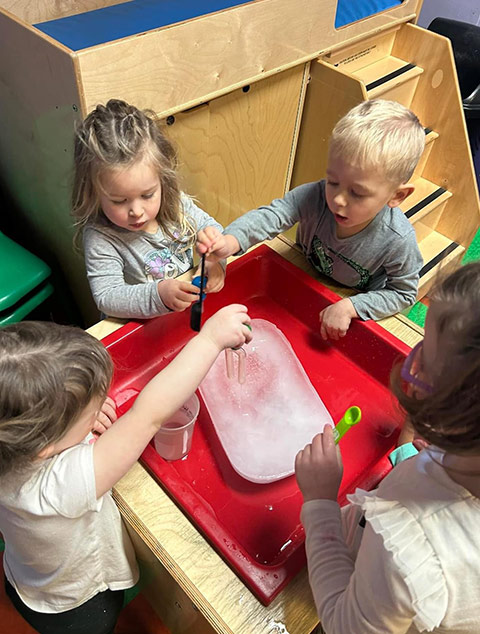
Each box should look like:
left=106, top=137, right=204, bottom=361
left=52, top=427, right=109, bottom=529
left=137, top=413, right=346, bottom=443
left=73, top=99, right=225, bottom=319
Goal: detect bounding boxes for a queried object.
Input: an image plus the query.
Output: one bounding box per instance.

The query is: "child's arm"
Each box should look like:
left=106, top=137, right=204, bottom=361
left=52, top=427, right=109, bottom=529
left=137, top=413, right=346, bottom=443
left=349, top=233, right=423, bottom=322
left=182, top=194, right=227, bottom=293
left=319, top=298, right=358, bottom=341
left=319, top=233, right=423, bottom=338
left=197, top=227, right=241, bottom=260
left=301, top=504, right=416, bottom=632
left=201, top=260, right=226, bottom=293
left=197, top=186, right=304, bottom=260
left=93, top=304, right=251, bottom=498
left=295, top=430, right=417, bottom=632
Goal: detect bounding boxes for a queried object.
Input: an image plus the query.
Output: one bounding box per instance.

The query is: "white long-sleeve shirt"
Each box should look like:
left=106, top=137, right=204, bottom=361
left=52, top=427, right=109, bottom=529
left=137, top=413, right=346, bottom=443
left=301, top=449, right=480, bottom=633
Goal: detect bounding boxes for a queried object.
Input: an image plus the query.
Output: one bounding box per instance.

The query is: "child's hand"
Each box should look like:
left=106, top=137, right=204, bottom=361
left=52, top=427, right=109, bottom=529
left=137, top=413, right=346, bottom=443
left=413, top=438, right=429, bottom=451
left=196, top=226, right=226, bottom=259
left=196, top=227, right=240, bottom=262
left=158, top=279, right=200, bottom=312
left=204, top=261, right=226, bottom=293
left=200, top=304, right=252, bottom=351
left=93, top=396, right=118, bottom=435
left=295, top=427, right=343, bottom=502
left=319, top=298, right=358, bottom=340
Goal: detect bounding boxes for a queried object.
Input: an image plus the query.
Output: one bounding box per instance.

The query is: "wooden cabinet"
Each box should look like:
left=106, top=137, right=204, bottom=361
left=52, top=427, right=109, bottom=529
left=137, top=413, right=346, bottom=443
left=1, top=3, right=478, bottom=307
left=292, top=23, right=480, bottom=297
left=164, top=65, right=308, bottom=227
left=0, top=0, right=423, bottom=323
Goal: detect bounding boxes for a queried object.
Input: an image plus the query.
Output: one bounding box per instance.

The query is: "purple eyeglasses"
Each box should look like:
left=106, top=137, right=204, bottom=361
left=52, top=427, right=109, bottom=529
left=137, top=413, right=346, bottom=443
left=400, top=341, right=433, bottom=394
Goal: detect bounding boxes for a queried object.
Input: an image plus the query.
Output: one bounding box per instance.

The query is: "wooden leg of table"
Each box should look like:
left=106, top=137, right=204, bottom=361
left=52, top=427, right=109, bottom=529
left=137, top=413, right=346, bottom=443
left=126, top=524, right=216, bottom=634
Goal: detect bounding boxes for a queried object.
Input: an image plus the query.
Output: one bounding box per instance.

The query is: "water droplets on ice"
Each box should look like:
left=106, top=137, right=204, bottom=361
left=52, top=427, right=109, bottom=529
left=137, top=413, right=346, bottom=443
left=199, top=319, right=332, bottom=483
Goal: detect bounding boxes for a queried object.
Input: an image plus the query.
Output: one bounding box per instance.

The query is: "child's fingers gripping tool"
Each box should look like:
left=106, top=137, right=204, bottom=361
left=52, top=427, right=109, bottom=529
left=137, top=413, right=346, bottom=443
left=332, top=406, right=362, bottom=444
left=191, top=276, right=207, bottom=301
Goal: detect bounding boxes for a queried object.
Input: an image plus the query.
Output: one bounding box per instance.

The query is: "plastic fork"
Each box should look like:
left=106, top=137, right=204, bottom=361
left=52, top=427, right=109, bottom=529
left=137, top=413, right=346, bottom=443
left=225, top=347, right=246, bottom=384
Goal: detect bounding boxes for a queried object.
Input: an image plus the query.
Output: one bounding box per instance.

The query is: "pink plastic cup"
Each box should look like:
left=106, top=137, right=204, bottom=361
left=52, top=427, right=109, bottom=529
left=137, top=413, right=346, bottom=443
left=154, top=393, right=200, bottom=461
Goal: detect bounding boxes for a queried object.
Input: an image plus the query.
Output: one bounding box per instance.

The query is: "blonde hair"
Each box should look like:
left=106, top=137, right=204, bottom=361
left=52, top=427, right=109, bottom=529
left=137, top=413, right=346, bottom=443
left=0, top=322, right=112, bottom=477
left=72, top=99, right=195, bottom=248
left=329, top=99, right=425, bottom=185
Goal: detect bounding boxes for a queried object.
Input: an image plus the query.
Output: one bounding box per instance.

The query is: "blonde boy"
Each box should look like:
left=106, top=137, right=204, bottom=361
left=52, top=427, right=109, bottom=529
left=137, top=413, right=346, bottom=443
left=197, top=100, right=425, bottom=339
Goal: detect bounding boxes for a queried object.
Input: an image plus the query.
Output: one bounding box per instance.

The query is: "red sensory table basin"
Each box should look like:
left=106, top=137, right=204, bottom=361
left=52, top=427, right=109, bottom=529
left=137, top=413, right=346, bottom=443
left=102, top=244, right=410, bottom=605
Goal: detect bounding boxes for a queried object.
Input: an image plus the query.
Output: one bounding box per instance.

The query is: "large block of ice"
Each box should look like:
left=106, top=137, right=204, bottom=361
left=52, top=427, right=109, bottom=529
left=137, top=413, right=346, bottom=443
left=199, top=319, right=333, bottom=483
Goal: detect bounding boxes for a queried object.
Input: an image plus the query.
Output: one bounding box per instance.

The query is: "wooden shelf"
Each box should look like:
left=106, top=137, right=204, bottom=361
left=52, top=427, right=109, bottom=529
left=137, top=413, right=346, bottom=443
left=414, top=128, right=439, bottom=175
left=400, top=176, right=452, bottom=225
left=292, top=22, right=480, bottom=306
left=424, top=128, right=439, bottom=145
left=417, top=231, right=464, bottom=297
left=351, top=55, right=424, bottom=100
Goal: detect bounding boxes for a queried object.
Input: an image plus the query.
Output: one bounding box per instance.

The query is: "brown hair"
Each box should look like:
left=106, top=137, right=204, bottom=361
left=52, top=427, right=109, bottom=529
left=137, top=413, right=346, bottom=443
left=393, top=262, right=480, bottom=454
left=72, top=99, right=195, bottom=248
left=0, top=321, right=112, bottom=476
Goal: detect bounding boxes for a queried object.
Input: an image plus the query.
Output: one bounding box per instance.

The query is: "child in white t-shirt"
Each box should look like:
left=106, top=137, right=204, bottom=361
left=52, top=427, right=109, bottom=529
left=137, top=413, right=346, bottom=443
left=0, top=305, right=251, bottom=634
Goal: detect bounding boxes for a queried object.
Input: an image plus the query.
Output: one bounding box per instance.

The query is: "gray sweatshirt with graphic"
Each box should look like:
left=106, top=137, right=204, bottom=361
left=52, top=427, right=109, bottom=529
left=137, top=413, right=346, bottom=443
left=225, top=181, right=423, bottom=320
left=83, top=193, right=223, bottom=319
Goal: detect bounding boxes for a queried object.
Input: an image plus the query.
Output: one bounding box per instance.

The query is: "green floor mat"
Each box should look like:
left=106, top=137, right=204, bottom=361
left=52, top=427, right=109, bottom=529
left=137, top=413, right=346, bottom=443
left=403, top=301, right=428, bottom=328
left=123, top=583, right=140, bottom=607
left=405, top=226, right=480, bottom=328
left=461, top=226, right=480, bottom=264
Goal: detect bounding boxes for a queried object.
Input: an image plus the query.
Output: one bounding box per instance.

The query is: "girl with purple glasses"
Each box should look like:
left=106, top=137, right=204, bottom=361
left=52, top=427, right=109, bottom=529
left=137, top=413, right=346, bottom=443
left=295, top=262, right=480, bottom=633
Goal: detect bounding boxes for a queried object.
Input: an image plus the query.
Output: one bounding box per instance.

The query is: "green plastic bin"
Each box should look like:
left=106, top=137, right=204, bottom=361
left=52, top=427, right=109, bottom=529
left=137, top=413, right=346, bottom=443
left=0, top=231, right=54, bottom=326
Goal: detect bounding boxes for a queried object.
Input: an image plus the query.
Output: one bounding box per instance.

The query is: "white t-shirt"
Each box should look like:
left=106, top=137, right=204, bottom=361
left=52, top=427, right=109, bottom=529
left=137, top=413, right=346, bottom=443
left=301, top=449, right=480, bottom=633
left=0, top=442, right=139, bottom=613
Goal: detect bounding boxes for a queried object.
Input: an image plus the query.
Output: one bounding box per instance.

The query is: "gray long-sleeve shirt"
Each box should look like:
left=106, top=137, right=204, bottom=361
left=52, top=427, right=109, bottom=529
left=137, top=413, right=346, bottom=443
left=225, top=181, right=423, bottom=320
left=83, top=193, right=223, bottom=319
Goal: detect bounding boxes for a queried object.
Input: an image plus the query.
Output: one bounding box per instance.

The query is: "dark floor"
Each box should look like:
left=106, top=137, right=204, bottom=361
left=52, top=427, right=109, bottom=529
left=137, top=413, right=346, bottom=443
left=0, top=551, right=171, bottom=634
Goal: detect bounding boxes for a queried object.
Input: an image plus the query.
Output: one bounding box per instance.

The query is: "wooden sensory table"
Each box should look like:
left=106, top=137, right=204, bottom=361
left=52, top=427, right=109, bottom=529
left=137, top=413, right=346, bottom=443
left=0, top=1, right=467, bottom=626
left=88, top=237, right=424, bottom=634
